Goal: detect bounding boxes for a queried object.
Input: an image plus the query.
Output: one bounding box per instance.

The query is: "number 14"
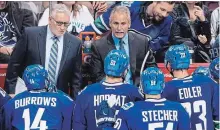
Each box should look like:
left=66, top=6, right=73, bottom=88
left=22, top=108, right=48, bottom=130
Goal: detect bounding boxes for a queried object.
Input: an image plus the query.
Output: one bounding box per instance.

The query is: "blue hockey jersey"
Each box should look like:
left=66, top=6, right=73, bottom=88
left=84, top=2, right=173, bottom=51
left=73, top=82, right=144, bottom=130
left=0, top=87, right=11, bottom=108
left=2, top=90, right=74, bottom=130
left=113, top=98, right=190, bottom=130
left=162, top=75, right=219, bottom=130
left=0, top=88, right=11, bottom=129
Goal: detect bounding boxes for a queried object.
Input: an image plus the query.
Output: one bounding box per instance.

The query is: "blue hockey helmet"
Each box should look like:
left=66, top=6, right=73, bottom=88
left=141, top=67, right=165, bottom=95
left=104, top=50, right=129, bottom=77
left=22, top=64, right=48, bottom=91
left=192, top=66, right=211, bottom=77
left=209, top=57, right=220, bottom=79
left=165, top=44, right=191, bottom=70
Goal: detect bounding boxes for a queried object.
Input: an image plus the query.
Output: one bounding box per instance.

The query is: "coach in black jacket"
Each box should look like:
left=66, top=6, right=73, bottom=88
left=90, top=6, right=156, bottom=86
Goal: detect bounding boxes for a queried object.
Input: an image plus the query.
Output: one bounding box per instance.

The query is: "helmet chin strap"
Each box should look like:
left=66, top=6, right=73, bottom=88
left=169, top=69, right=174, bottom=77
left=165, top=62, right=174, bottom=77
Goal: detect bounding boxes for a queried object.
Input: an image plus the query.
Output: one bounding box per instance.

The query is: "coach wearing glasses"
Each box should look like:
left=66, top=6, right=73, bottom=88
left=4, top=4, right=82, bottom=99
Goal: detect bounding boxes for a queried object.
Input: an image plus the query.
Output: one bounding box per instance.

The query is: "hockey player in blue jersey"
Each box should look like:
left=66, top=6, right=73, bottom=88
left=209, top=57, right=220, bottom=130
left=209, top=57, right=220, bottom=84
left=163, top=44, right=219, bottom=130
left=73, top=49, right=144, bottom=130
left=0, top=88, right=11, bottom=129
left=97, top=67, right=190, bottom=130
left=84, top=2, right=175, bottom=52
left=0, top=87, right=11, bottom=109
left=1, top=64, right=74, bottom=130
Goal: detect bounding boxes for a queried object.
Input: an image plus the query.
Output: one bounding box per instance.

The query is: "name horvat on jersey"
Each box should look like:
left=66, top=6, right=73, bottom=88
left=142, top=110, right=178, bottom=122
left=15, top=97, right=57, bottom=109
left=94, top=94, right=126, bottom=107
left=178, top=86, right=202, bottom=100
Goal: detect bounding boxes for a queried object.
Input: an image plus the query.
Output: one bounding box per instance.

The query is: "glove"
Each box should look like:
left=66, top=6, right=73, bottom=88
left=96, top=100, right=116, bottom=128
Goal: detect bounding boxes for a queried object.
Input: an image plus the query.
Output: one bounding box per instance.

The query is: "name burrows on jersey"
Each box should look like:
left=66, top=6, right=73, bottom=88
left=162, top=75, right=219, bottom=130
left=113, top=99, right=190, bottom=130
left=14, top=96, right=57, bottom=109
left=73, top=82, right=144, bottom=130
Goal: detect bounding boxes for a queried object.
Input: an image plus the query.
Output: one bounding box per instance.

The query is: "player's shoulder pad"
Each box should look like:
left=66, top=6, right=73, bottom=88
left=78, top=83, right=101, bottom=96
left=165, top=100, right=185, bottom=111
left=123, top=84, right=138, bottom=90
left=167, top=100, right=181, bottom=106
left=165, top=81, right=176, bottom=88
left=57, top=90, right=74, bottom=102
left=127, top=85, right=144, bottom=98
left=193, top=74, right=215, bottom=84
left=78, top=86, right=88, bottom=96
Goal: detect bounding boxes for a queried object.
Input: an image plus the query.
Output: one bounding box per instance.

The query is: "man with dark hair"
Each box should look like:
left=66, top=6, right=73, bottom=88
left=85, top=2, right=175, bottom=62
left=0, top=1, right=35, bottom=63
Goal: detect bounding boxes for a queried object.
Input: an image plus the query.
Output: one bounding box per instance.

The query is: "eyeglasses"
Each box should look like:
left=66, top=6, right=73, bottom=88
left=51, top=17, right=70, bottom=27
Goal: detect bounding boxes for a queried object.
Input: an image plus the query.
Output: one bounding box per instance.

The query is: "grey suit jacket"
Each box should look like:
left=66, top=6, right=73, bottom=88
left=5, top=26, right=82, bottom=99
left=90, top=31, right=156, bottom=86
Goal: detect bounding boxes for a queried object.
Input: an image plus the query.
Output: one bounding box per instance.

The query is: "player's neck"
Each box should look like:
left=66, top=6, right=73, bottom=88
left=173, top=70, right=190, bottom=79
left=105, top=76, right=123, bottom=84
left=145, top=94, right=161, bottom=99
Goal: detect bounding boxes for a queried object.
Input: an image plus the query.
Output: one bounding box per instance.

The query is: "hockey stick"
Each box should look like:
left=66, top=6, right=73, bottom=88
left=139, top=50, right=150, bottom=93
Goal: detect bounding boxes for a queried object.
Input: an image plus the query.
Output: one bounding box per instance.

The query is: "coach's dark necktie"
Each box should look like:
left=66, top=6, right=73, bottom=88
left=48, top=36, right=58, bottom=84
left=119, top=39, right=126, bottom=53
